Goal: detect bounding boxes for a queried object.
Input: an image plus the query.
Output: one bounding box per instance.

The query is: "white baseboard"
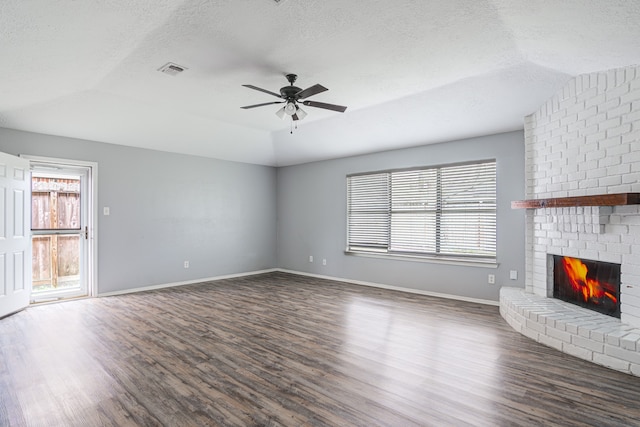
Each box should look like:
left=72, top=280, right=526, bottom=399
left=97, top=268, right=278, bottom=297
left=276, top=269, right=499, bottom=306
left=97, top=267, right=498, bottom=306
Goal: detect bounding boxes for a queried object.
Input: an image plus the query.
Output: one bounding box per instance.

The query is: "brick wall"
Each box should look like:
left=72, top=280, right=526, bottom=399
left=524, top=65, right=640, bottom=328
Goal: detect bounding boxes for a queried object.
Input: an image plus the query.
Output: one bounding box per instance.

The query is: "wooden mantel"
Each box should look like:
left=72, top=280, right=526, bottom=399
left=511, top=193, right=640, bottom=209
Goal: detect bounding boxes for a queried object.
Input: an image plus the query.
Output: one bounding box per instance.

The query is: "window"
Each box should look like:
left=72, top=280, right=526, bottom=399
left=346, top=160, right=496, bottom=262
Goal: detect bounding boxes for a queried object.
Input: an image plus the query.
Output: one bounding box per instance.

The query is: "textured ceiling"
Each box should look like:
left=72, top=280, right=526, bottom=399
left=1, top=0, right=639, bottom=166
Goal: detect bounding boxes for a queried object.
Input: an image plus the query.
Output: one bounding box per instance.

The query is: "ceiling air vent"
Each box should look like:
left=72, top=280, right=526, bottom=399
left=158, top=62, right=187, bottom=76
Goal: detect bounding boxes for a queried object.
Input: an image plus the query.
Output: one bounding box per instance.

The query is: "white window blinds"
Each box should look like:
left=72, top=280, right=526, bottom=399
left=346, top=173, right=389, bottom=252
left=347, top=160, right=496, bottom=260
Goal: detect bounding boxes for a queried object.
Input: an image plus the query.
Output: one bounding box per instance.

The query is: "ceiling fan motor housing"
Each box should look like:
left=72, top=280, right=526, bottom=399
left=280, top=85, right=302, bottom=100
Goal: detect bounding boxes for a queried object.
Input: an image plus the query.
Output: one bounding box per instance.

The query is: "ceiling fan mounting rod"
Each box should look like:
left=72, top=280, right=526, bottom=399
left=285, top=73, right=297, bottom=85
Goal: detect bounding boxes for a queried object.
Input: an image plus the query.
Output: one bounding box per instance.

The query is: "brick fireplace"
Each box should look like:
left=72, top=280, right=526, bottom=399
left=501, top=64, right=640, bottom=376
left=521, top=202, right=640, bottom=327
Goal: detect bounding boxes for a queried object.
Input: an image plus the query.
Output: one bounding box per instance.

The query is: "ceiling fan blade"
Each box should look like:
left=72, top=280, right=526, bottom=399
left=241, top=101, right=284, bottom=109
left=302, top=100, right=347, bottom=113
left=242, top=84, right=282, bottom=98
left=295, top=84, right=328, bottom=100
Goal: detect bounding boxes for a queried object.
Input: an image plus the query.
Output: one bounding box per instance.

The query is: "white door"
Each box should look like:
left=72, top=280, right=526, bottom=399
left=0, top=152, right=31, bottom=318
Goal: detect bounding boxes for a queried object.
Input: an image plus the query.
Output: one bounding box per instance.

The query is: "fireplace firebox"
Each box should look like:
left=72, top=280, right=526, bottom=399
left=553, top=255, right=621, bottom=318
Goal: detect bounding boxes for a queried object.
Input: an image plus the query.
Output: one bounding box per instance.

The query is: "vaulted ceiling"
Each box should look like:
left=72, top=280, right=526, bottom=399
left=1, top=1, right=639, bottom=166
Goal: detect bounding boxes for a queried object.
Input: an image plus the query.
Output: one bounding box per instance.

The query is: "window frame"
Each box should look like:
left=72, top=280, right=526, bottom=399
left=346, top=159, right=497, bottom=266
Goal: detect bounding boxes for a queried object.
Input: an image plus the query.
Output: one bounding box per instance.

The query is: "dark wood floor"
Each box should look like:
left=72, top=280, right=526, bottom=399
left=2, top=272, right=640, bottom=426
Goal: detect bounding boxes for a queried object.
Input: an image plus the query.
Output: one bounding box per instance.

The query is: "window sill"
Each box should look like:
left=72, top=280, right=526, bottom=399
left=344, top=250, right=498, bottom=268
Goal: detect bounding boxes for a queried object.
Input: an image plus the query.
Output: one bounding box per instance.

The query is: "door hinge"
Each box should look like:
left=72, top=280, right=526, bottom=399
left=85, top=226, right=88, bottom=239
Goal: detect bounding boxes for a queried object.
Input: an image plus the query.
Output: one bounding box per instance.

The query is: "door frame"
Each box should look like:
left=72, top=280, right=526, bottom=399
left=22, top=155, right=98, bottom=299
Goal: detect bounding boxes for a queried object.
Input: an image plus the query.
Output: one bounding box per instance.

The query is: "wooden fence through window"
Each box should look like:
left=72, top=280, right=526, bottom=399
left=32, top=177, right=81, bottom=291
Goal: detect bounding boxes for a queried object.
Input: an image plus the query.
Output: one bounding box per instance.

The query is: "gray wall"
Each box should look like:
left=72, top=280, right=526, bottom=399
left=0, top=127, right=277, bottom=294
left=276, top=131, right=526, bottom=301
left=1, top=127, right=525, bottom=301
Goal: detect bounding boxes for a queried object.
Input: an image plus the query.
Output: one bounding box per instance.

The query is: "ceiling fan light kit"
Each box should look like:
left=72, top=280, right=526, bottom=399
left=295, top=105, right=307, bottom=120
left=284, top=101, right=297, bottom=116
left=241, top=74, right=347, bottom=131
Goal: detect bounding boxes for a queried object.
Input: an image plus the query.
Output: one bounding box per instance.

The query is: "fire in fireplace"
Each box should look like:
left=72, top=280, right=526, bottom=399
left=553, top=255, right=621, bottom=318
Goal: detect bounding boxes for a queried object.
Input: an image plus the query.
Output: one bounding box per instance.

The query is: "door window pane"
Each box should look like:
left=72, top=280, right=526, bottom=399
left=31, top=177, right=80, bottom=230
left=31, top=235, right=80, bottom=293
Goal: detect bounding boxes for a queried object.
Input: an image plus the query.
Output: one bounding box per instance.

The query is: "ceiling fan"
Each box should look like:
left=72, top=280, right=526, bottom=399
left=240, top=74, right=347, bottom=121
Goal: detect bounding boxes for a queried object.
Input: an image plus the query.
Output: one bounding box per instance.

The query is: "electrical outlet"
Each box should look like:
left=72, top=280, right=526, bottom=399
left=488, top=274, right=495, bottom=284
left=103, top=207, right=110, bottom=216
left=184, top=261, right=189, bottom=268
left=309, top=255, right=313, bottom=263
left=322, top=259, right=327, bottom=265
left=510, top=270, right=518, bottom=280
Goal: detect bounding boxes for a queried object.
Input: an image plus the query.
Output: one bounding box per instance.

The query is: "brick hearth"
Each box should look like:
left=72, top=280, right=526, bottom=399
left=501, top=287, right=640, bottom=376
